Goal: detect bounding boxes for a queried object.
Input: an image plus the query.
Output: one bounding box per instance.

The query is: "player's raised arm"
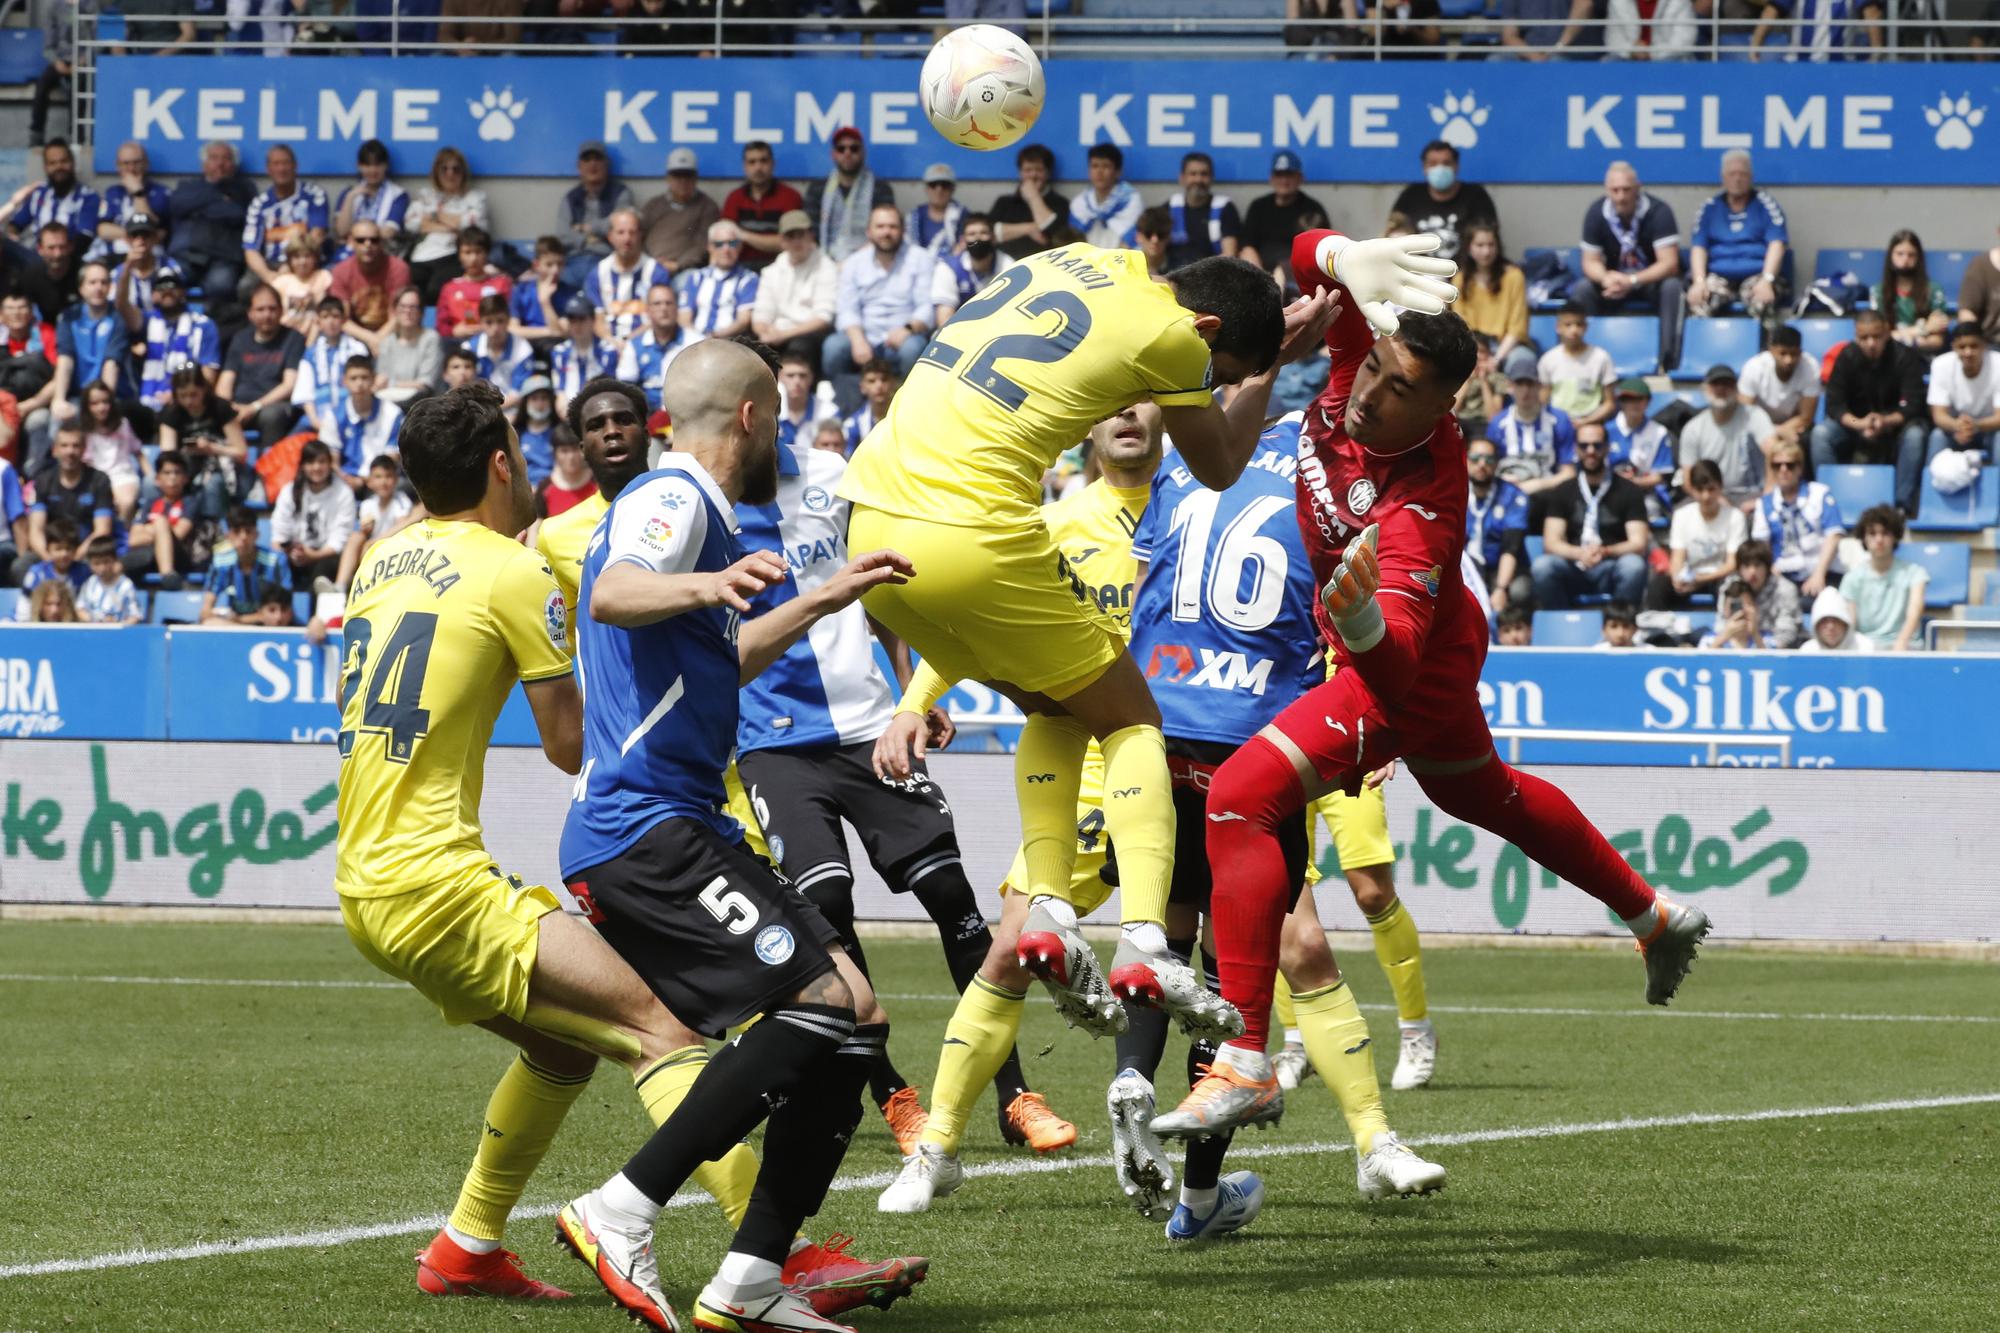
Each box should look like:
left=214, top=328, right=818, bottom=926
left=738, top=548, right=914, bottom=684
left=1291, top=229, right=1459, bottom=354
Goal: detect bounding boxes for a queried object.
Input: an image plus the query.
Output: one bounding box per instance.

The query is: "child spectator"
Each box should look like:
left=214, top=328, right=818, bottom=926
left=810, top=418, right=846, bottom=456
left=320, top=354, right=402, bottom=486
left=1487, top=349, right=1577, bottom=495
left=536, top=431, right=595, bottom=518
left=1605, top=378, right=1674, bottom=524
left=1495, top=604, right=1533, bottom=646
left=50, top=261, right=127, bottom=423
left=25, top=575, right=78, bottom=622
left=272, top=234, right=332, bottom=337
left=1452, top=223, right=1528, bottom=365
left=842, top=359, right=898, bottom=454
left=468, top=294, right=534, bottom=407
left=1650, top=458, right=1746, bottom=610
left=1800, top=586, right=1874, bottom=653
left=272, top=438, right=355, bottom=589
left=1737, top=325, right=1818, bottom=450
left=76, top=534, right=141, bottom=624
left=78, top=382, right=144, bottom=521
left=510, top=236, right=576, bottom=346
left=331, top=453, right=416, bottom=591
left=1697, top=578, right=1773, bottom=650
left=135, top=269, right=220, bottom=413
left=1538, top=304, right=1616, bottom=427
left=1872, top=230, right=1950, bottom=354
left=201, top=504, right=290, bottom=623
left=1752, top=438, right=1844, bottom=596
left=158, top=367, right=248, bottom=516
left=1733, top=539, right=1803, bottom=648
left=14, top=513, right=86, bottom=618
left=1595, top=601, right=1646, bottom=650
left=1678, top=364, right=1774, bottom=511
left=18, top=423, right=112, bottom=585
left=549, top=295, right=617, bottom=413
left=514, top=375, right=560, bottom=486
left=126, top=449, right=201, bottom=586
left=441, top=346, right=479, bottom=392
left=376, top=288, right=443, bottom=406
left=436, top=226, right=512, bottom=339
left=291, top=295, right=369, bottom=432
left=1839, top=504, right=1926, bottom=652
left=1925, top=322, right=2000, bottom=466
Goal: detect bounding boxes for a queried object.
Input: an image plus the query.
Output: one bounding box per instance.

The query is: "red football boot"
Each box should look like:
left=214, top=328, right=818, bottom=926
left=781, top=1233, right=928, bottom=1316
left=415, top=1228, right=574, bottom=1300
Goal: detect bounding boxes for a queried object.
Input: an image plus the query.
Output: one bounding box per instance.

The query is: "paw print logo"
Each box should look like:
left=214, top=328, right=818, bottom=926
left=469, top=87, right=527, bottom=143
left=1428, top=92, right=1490, bottom=151
left=1924, top=93, right=1984, bottom=151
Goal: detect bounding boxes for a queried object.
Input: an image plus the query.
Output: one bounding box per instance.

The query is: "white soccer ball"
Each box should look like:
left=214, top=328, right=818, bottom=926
left=920, top=24, right=1045, bottom=152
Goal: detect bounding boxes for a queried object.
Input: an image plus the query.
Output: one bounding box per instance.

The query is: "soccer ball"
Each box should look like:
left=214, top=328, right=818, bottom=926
left=920, top=24, right=1045, bottom=152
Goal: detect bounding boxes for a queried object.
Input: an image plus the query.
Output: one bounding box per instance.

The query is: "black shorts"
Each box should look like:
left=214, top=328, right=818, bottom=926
left=1164, top=736, right=1309, bottom=916
left=737, top=742, right=961, bottom=898
left=567, top=817, right=843, bottom=1039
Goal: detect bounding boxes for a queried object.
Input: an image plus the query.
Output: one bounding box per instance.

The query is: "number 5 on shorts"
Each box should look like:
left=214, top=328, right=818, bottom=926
left=699, top=875, right=760, bottom=935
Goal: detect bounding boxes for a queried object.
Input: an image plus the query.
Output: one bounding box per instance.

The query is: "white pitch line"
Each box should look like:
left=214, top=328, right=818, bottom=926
left=0, top=972, right=404, bottom=991
left=3, top=1091, right=1997, bottom=1282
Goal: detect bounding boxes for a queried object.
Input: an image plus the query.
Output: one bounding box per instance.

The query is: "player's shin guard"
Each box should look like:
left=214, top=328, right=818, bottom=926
left=1412, top=758, right=1655, bottom=920
left=448, top=1054, right=593, bottom=1243
left=1015, top=714, right=1092, bottom=899
left=1181, top=953, right=1234, bottom=1190
left=1365, top=898, right=1428, bottom=1024
left=1100, top=724, right=1174, bottom=928
left=618, top=1004, right=855, bottom=1213
left=735, top=1024, right=884, bottom=1264
left=634, top=1046, right=760, bottom=1228
left=1293, top=980, right=1389, bottom=1154
left=921, top=976, right=1025, bottom=1155
left=1113, top=935, right=1193, bottom=1083
left=1206, top=736, right=1309, bottom=1052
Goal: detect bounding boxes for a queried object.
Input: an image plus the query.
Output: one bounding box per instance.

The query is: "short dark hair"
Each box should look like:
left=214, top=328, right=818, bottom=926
left=535, top=235, right=566, bottom=259
left=84, top=534, right=119, bottom=563
left=1016, top=143, right=1054, bottom=173
left=344, top=354, right=376, bottom=378
left=1950, top=320, right=1987, bottom=345
left=1768, top=324, right=1802, bottom=351
left=258, top=584, right=293, bottom=612
left=1497, top=604, right=1532, bottom=630
left=456, top=225, right=492, bottom=253
left=859, top=358, right=897, bottom=381
left=961, top=210, right=993, bottom=231
left=1087, top=143, right=1124, bottom=170
left=1166, top=256, right=1284, bottom=374
left=1720, top=577, right=1753, bottom=607
left=779, top=351, right=815, bottom=373
left=1687, top=458, right=1725, bottom=490
left=1854, top=307, right=1888, bottom=331
left=356, top=138, right=390, bottom=167
left=402, top=381, right=514, bottom=514
left=315, top=294, right=347, bottom=318
left=154, top=449, right=190, bottom=475
left=1135, top=206, right=1172, bottom=240
left=744, top=139, right=773, bottom=158
left=1736, top=538, right=1773, bottom=568
left=1421, top=139, right=1459, bottom=164
left=44, top=515, right=79, bottom=547
left=38, top=221, right=69, bottom=245
left=367, top=453, right=401, bottom=475
left=1556, top=302, right=1588, bottom=320
left=566, top=375, right=649, bottom=441
left=446, top=347, right=478, bottom=368
left=1603, top=600, right=1637, bottom=626
left=227, top=505, right=259, bottom=534
left=1397, top=310, right=1480, bottom=395
left=1856, top=502, right=1904, bottom=545
left=478, top=294, right=509, bottom=321
left=1180, top=151, right=1214, bottom=173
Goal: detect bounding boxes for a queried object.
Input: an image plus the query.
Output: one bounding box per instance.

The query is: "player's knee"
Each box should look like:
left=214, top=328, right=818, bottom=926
left=1279, top=912, right=1340, bottom=988
left=791, top=964, right=855, bottom=1015
left=797, top=863, right=858, bottom=933
left=1347, top=867, right=1397, bottom=917
left=1208, top=737, right=1300, bottom=832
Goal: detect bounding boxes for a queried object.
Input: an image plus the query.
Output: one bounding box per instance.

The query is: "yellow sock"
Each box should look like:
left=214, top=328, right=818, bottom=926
left=1100, top=723, right=1173, bottom=927
left=447, top=1054, right=593, bottom=1241
left=634, top=1046, right=760, bottom=1228
left=919, top=975, right=1025, bottom=1156
left=1365, top=897, right=1428, bottom=1024
left=1016, top=715, right=1092, bottom=898
left=1292, top=981, right=1390, bottom=1155
left=1272, top=976, right=1298, bottom=1039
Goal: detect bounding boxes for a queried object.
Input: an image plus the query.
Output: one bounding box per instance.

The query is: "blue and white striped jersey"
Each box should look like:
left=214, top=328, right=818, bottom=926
left=561, top=456, right=747, bottom=877
left=616, top=325, right=696, bottom=411
left=735, top=443, right=895, bottom=755
left=584, top=254, right=672, bottom=342
left=675, top=264, right=760, bottom=336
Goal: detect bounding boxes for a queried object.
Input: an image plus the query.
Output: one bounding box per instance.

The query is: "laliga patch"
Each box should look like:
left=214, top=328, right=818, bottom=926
left=1409, top=564, right=1443, bottom=597
left=544, top=588, right=569, bottom=651
left=1347, top=478, right=1377, bottom=515
left=754, top=925, right=796, bottom=966
left=640, top=514, right=674, bottom=549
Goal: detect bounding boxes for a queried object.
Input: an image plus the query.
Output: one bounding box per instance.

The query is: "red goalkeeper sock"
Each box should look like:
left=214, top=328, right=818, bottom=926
left=1412, top=758, right=1656, bottom=920
left=1205, top=736, right=1308, bottom=1053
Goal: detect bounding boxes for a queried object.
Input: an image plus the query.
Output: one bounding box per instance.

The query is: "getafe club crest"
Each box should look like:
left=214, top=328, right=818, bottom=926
left=1347, top=478, right=1377, bottom=516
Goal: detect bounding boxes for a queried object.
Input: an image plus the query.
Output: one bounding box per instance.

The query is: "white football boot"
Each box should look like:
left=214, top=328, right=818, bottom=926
left=1390, top=1023, right=1437, bottom=1091
left=1355, top=1131, right=1447, bottom=1200
left=1106, top=1070, right=1174, bottom=1220
left=876, top=1144, right=964, bottom=1215
left=1106, top=937, right=1243, bottom=1043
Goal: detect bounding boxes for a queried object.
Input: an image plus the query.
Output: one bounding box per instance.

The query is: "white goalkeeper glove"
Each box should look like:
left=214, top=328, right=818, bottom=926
left=1322, top=234, right=1461, bottom=337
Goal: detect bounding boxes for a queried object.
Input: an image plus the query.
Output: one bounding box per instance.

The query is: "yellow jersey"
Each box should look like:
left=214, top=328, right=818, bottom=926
left=1044, top=477, right=1153, bottom=641
left=839, top=245, right=1212, bottom=528
left=534, top=490, right=609, bottom=640
left=334, top=518, right=574, bottom=897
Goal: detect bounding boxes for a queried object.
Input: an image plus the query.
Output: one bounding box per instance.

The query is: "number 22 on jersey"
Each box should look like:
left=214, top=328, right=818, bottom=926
left=920, top=264, right=1093, bottom=412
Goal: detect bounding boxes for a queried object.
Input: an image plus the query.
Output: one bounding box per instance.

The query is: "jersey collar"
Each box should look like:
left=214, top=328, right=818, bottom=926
left=654, top=452, right=736, bottom=519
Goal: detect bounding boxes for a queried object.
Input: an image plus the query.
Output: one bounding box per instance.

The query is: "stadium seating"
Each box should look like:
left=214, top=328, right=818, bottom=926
left=1674, top=318, right=1761, bottom=379
left=150, top=590, right=206, bottom=625
left=1793, top=317, right=1855, bottom=366
left=1682, top=609, right=1717, bottom=635
left=1821, top=464, right=1894, bottom=517
left=0, top=588, right=18, bottom=621
left=1904, top=542, right=1971, bottom=608
left=1913, top=467, right=2000, bottom=533
left=1591, top=317, right=1661, bottom=378
left=1928, top=251, right=1976, bottom=301
left=1523, top=534, right=1544, bottom=562
left=1814, top=248, right=1884, bottom=299
left=1533, top=609, right=1603, bottom=647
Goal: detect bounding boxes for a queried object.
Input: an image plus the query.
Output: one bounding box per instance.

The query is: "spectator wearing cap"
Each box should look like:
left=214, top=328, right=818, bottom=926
left=1811, top=308, right=1927, bottom=514
left=1649, top=458, right=1745, bottom=611
left=615, top=284, right=694, bottom=413
left=4, top=140, right=99, bottom=250
left=241, top=145, right=330, bottom=303
left=218, top=283, right=305, bottom=447
left=1069, top=143, right=1143, bottom=251
left=908, top=164, right=965, bottom=257
left=1605, top=377, right=1674, bottom=523
left=514, top=373, right=561, bottom=486
left=806, top=128, right=895, bottom=265
left=549, top=296, right=618, bottom=413
left=1732, top=538, right=1803, bottom=648
left=722, top=141, right=804, bottom=274
left=1569, top=161, right=1684, bottom=370
left=827, top=204, right=934, bottom=405
left=328, top=220, right=412, bottom=351
left=1161, top=152, right=1239, bottom=272
left=677, top=221, right=760, bottom=341
left=331, top=139, right=410, bottom=262
left=750, top=209, right=836, bottom=371
left=1390, top=140, right=1498, bottom=264
left=639, top=148, right=722, bottom=277
left=1678, top=363, right=1773, bottom=511
left=1466, top=437, right=1532, bottom=610
left=1799, top=586, right=1873, bottom=653
left=136, top=270, right=221, bottom=413
left=932, top=213, right=1011, bottom=326
left=1752, top=437, right=1843, bottom=596
left=1241, top=151, right=1330, bottom=278
left=1686, top=151, right=1788, bottom=321
left=1840, top=503, right=1924, bottom=651
left=1737, top=324, right=1817, bottom=449
left=558, top=142, right=637, bottom=289
left=583, top=209, right=671, bottom=345
left=92, top=142, right=171, bottom=263
left=168, top=141, right=255, bottom=305
left=990, top=143, right=1072, bottom=263
left=1531, top=420, right=1652, bottom=610
left=1486, top=346, right=1577, bottom=496
left=436, top=226, right=513, bottom=340
left=1925, top=321, right=2000, bottom=470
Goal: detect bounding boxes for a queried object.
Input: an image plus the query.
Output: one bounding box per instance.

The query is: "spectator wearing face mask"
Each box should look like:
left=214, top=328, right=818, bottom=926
left=1390, top=141, right=1496, bottom=265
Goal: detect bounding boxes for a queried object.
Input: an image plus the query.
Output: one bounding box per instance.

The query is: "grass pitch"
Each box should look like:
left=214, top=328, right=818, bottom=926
left=2, top=920, right=1996, bottom=1332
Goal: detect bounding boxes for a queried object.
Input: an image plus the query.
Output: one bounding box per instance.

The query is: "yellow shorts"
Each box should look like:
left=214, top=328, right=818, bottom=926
left=999, top=744, right=1116, bottom=916
left=339, top=860, right=562, bottom=1026
left=1303, top=783, right=1396, bottom=886
left=849, top=505, right=1125, bottom=700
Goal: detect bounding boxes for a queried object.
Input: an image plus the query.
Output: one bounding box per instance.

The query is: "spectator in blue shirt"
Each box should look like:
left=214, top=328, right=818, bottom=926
left=4, top=140, right=99, bottom=248
left=907, top=163, right=965, bottom=256
left=201, top=505, right=292, bottom=623
left=331, top=139, right=410, bottom=263
left=1687, top=151, right=1790, bottom=320
left=509, top=237, right=576, bottom=348
left=0, top=452, right=26, bottom=575
left=167, top=141, right=255, bottom=305
left=1487, top=350, right=1579, bottom=496
left=1465, top=440, right=1532, bottom=610
left=51, top=261, right=128, bottom=420
left=1749, top=0, right=1884, bottom=61
left=841, top=359, right=899, bottom=456
left=1568, top=162, right=1684, bottom=372
left=676, top=221, right=760, bottom=340
left=240, top=145, right=330, bottom=304
left=93, top=142, right=172, bottom=263
left=825, top=205, right=934, bottom=408
left=136, top=270, right=222, bottom=412
left=13, top=514, right=87, bottom=612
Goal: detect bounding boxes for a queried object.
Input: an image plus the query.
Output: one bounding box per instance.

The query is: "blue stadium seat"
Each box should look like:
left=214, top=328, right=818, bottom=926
left=1438, top=0, right=1485, bottom=16
left=1905, top=542, right=1971, bottom=608
left=1914, top=467, right=2000, bottom=533
left=1928, top=251, right=1975, bottom=301
left=1985, top=572, right=2000, bottom=604
left=1814, top=248, right=1883, bottom=296
left=97, top=12, right=128, bottom=42
left=0, top=588, right=18, bottom=621
left=1666, top=386, right=1709, bottom=413
left=294, top=592, right=315, bottom=625
left=1523, top=534, right=1544, bottom=562
left=151, top=590, right=205, bottom=624
left=0, top=29, right=44, bottom=83
left=1522, top=248, right=1581, bottom=312
left=1674, top=318, right=1761, bottom=379
left=257, top=516, right=274, bottom=548
left=1793, top=317, right=1855, bottom=367
left=1592, top=317, right=1660, bottom=378
left=1526, top=313, right=1558, bottom=352
left=1682, top=609, right=1718, bottom=635
left=1533, top=609, right=1603, bottom=647
left=1821, top=464, right=1894, bottom=518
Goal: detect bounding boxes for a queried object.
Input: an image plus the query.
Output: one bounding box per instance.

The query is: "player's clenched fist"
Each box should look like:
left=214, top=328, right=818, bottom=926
left=704, top=550, right=789, bottom=612
left=1322, top=524, right=1387, bottom=652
